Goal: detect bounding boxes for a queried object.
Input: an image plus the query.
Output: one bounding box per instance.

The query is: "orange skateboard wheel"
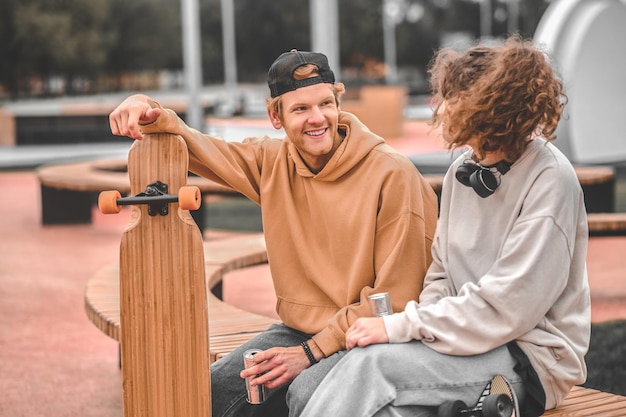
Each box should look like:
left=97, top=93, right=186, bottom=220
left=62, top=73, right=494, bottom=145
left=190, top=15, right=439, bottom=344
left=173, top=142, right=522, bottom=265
left=98, top=190, right=122, bottom=214
left=178, top=186, right=201, bottom=211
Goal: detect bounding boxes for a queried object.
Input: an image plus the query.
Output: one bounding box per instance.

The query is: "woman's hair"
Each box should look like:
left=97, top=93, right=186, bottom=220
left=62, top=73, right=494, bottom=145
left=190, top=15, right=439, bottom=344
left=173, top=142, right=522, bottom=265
left=266, top=64, right=346, bottom=119
left=428, top=35, right=567, bottom=161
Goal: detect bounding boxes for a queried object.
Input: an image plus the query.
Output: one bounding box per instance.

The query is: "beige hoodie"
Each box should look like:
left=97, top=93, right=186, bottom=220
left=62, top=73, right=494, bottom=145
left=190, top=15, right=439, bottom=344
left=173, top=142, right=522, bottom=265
left=140, top=105, right=439, bottom=357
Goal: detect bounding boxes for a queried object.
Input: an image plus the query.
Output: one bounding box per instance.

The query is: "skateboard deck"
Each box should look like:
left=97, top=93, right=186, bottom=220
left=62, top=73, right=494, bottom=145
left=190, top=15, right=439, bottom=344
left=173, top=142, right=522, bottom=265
left=112, top=133, right=210, bottom=416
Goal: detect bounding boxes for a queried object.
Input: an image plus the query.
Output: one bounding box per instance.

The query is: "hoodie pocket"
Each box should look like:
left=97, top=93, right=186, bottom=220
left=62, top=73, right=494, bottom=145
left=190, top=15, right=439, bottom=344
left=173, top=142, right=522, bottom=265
left=276, top=296, right=338, bottom=334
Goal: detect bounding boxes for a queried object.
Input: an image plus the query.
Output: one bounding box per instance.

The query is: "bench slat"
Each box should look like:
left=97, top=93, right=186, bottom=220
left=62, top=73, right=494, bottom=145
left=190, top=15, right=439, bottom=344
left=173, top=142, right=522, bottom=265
left=543, top=386, right=626, bottom=416
left=84, top=234, right=279, bottom=364
left=587, top=212, right=626, bottom=235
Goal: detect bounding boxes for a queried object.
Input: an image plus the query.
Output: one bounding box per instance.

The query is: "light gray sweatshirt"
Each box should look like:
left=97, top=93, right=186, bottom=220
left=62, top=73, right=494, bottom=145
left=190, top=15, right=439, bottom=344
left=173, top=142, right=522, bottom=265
left=384, top=138, right=591, bottom=410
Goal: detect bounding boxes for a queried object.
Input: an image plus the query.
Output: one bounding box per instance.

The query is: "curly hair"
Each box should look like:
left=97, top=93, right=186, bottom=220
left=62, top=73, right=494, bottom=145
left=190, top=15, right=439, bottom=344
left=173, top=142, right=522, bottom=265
left=266, top=64, right=345, bottom=120
left=428, top=35, right=567, bottom=161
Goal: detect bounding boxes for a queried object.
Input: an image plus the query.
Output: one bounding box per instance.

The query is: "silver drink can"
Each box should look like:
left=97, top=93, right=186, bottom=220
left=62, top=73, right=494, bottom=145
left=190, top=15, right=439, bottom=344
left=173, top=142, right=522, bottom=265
left=368, top=292, right=393, bottom=316
left=243, top=349, right=266, bottom=404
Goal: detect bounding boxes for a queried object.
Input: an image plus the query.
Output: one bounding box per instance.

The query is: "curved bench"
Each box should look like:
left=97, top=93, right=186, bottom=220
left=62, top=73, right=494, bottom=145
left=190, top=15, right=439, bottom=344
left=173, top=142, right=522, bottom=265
left=85, top=232, right=280, bottom=362
left=574, top=166, right=616, bottom=213
left=37, top=158, right=239, bottom=226
left=36, top=157, right=445, bottom=227
left=587, top=212, right=626, bottom=236
left=84, top=231, right=626, bottom=414
left=416, top=165, right=616, bottom=213
left=37, top=156, right=617, bottom=228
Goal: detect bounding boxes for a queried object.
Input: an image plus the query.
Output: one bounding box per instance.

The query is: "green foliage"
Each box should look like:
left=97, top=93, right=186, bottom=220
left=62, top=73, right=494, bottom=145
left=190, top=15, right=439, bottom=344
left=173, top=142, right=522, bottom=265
left=106, top=0, right=182, bottom=72
left=233, top=0, right=310, bottom=82
left=1, top=0, right=115, bottom=96
left=0, top=0, right=552, bottom=99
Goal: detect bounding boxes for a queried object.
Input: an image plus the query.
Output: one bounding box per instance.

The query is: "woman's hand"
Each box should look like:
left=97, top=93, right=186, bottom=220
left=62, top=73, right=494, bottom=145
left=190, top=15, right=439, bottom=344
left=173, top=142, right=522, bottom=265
left=346, top=317, right=389, bottom=350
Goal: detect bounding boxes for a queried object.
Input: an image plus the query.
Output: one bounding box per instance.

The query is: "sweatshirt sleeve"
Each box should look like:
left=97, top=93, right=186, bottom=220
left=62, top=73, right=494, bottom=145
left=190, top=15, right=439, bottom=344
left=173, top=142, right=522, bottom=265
left=139, top=100, right=273, bottom=204
left=313, top=208, right=434, bottom=355
left=384, top=214, right=574, bottom=353
left=416, top=231, right=456, bottom=307
left=312, top=160, right=438, bottom=356
left=383, top=155, right=586, bottom=355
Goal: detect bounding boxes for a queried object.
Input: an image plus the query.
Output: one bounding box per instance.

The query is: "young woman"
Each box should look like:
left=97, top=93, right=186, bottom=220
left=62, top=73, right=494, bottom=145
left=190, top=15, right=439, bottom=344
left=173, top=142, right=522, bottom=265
left=295, top=36, right=590, bottom=417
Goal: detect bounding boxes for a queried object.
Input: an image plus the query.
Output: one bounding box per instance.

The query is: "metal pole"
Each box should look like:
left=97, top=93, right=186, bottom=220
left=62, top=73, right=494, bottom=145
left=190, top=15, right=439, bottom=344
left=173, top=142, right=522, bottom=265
left=383, top=0, right=398, bottom=84
left=507, top=0, right=519, bottom=35
left=181, top=0, right=203, bottom=130
left=221, top=0, right=238, bottom=110
left=310, top=0, right=341, bottom=79
left=479, top=0, right=492, bottom=39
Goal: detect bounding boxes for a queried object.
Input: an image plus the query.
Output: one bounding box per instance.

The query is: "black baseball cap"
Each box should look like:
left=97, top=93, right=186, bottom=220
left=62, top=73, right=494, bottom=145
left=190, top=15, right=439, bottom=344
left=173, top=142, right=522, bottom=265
left=267, top=49, right=336, bottom=98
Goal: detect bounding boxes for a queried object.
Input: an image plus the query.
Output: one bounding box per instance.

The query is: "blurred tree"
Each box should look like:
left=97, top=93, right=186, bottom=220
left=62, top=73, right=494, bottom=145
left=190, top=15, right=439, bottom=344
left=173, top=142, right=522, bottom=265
left=518, top=0, right=552, bottom=36
left=0, top=0, right=19, bottom=98
left=199, top=0, right=224, bottom=84
left=105, top=0, right=182, bottom=90
left=339, top=0, right=386, bottom=83
left=0, top=0, right=114, bottom=98
left=232, top=0, right=310, bottom=82
left=0, top=0, right=553, bottom=99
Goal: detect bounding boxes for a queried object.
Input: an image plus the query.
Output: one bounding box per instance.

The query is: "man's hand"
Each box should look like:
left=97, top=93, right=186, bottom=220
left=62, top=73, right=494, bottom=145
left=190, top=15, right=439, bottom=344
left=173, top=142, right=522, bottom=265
left=346, top=317, right=389, bottom=350
left=109, top=94, right=162, bottom=140
left=239, top=344, right=317, bottom=389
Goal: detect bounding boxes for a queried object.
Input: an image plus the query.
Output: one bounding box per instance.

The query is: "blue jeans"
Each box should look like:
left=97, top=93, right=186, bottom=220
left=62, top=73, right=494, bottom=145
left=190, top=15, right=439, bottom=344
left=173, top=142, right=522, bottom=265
left=210, top=323, right=345, bottom=417
left=296, top=341, right=526, bottom=417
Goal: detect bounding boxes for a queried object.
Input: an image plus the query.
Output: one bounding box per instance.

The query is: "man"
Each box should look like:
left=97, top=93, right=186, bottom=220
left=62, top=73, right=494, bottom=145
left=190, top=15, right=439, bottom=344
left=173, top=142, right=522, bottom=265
left=109, top=49, right=439, bottom=417
left=296, top=36, right=591, bottom=417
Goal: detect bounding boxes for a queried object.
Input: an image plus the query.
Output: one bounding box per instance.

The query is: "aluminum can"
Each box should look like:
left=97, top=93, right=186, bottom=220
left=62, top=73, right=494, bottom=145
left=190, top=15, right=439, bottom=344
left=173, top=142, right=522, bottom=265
left=243, top=349, right=266, bottom=404
left=368, top=292, right=393, bottom=316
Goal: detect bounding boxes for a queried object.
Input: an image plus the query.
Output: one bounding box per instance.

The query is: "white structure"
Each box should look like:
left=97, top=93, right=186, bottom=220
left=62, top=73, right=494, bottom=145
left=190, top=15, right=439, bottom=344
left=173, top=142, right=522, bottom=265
left=310, top=0, right=340, bottom=78
left=181, top=0, right=203, bottom=130
left=534, top=0, right=626, bottom=164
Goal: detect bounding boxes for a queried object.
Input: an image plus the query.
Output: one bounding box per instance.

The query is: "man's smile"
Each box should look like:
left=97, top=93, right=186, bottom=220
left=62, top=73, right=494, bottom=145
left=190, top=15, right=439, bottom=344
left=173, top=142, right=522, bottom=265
left=306, top=128, right=327, bottom=138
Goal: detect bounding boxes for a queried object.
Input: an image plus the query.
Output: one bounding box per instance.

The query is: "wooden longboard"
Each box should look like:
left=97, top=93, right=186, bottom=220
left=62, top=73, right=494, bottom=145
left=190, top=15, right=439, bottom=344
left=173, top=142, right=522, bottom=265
left=118, top=133, right=210, bottom=416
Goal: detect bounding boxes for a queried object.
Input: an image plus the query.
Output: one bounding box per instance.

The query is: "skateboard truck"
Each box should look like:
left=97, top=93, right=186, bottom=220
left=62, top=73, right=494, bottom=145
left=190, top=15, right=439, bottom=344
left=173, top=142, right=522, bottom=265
left=438, top=394, right=513, bottom=417
left=129, top=181, right=173, bottom=216
left=438, top=375, right=517, bottom=417
left=98, top=181, right=202, bottom=215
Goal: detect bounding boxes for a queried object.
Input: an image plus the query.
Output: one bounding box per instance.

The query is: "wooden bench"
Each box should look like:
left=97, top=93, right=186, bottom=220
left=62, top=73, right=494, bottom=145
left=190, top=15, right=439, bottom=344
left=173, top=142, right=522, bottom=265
left=37, top=158, right=238, bottom=226
left=85, top=231, right=279, bottom=363
left=423, top=165, right=616, bottom=213
left=543, top=386, right=626, bottom=416
left=37, top=157, right=445, bottom=227
left=587, top=212, right=626, bottom=236
left=37, top=152, right=618, bottom=230
left=574, top=166, right=616, bottom=213
left=84, top=231, right=626, bottom=415
left=421, top=168, right=626, bottom=237
left=577, top=165, right=626, bottom=236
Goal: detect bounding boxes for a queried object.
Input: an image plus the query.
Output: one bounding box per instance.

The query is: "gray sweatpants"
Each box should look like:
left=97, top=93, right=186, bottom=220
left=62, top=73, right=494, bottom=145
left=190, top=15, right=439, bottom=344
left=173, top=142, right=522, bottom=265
left=293, top=341, right=525, bottom=417
left=210, top=323, right=345, bottom=417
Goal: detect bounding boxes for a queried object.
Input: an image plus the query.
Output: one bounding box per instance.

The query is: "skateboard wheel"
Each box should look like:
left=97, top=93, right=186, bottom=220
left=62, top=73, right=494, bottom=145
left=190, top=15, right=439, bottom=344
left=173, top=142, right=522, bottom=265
left=482, top=394, right=513, bottom=417
left=98, top=190, right=122, bottom=214
left=437, top=399, right=467, bottom=417
left=178, top=186, right=201, bottom=211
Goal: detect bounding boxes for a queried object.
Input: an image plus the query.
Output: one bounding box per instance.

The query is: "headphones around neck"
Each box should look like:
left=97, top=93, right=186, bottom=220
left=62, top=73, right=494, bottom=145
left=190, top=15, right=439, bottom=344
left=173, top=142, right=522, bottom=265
left=455, top=158, right=512, bottom=198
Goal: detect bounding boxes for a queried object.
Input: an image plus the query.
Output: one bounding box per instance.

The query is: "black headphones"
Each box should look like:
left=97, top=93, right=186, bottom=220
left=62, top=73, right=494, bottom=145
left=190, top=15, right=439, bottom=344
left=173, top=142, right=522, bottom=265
left=455, top=158, right=512, bottom=198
